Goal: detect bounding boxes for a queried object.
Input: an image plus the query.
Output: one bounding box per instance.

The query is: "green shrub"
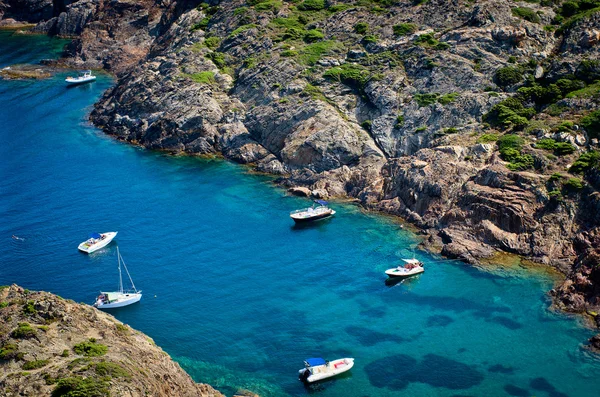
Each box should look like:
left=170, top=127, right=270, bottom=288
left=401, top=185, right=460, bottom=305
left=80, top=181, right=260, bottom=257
left=206, top=52, right=226, bottom=68
left=477, top=133, right=499, bottom=143
left=298, top=40, right=341, bottom=65
left=393, top=23, right=418, bottom=36
left=483, top=97, right=535, bottom=129
left=191, top=17, right=210, bottom=31
left=512, top=7, right=541, bottom=23
left=73, top=339, right=108, bottom=357
left=281, top=49, right=298, bottom=57
left=416, top=126, right=427, bottom=132
left=323, top=64, right=371, bottom=88
left=254, top=0, right=282, bottom=12
left=304, top=29, right=324, bottom=42
left=495, top=67, right=523, bottom=87
left=186, top=71, right=216, bottom=84
left=536, top=138, right=557, bottom=150
left=23, top=300, right=35, bottom=315
left=554, top=142, right=576, bottom=155
left=580, top=110, right=600, bottom=139
left=22, top=359, right=49, bottom=370
left=0, top=301, right=8, bottom=308
left=564, top=177, right=584, bottom=191
left=95, top=361, right=130, bottom=378
left=362, top=34, right=378, bottom=44
left=229, top=24, right=256, bottom=38
left=61, top=349, right=70, bottom=357
left=0, top=343, right=19, bottom=360
left=361, top=120, right=372, bottom=131
left=569, top=150, right=600, bottom=173
left=395, top=114, right=404, bottom=127
left=12, top=323, right=36, bottom=339
left=204, top=37, right=220, bottom=50
left=354, top=22, right=369, bottom=34
left=506, top=154, right=534, bottom=171
left=413, top=93, right=439, bottom=107
left=298, top=0, right=325, bottom=10
left=51, top=377, right=109, bottom=397
left=438, top=93, right=459, bottom=105
left=498, top=134, right=524, bottom=152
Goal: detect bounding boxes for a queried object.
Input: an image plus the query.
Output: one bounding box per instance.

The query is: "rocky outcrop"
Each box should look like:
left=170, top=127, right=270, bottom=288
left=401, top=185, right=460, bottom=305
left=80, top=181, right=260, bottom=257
left=3, top=0, right=600, bottom=343
left=0, top=285, right=223, bottom=397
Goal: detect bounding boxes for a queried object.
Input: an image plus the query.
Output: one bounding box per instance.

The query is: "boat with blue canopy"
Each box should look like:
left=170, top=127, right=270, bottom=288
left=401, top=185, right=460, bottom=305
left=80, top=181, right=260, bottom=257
left=78, top=231, right=117, bottom=253
left=298, top=357, right=354, bottom=383
left=290, top=200, right=336, bottom=223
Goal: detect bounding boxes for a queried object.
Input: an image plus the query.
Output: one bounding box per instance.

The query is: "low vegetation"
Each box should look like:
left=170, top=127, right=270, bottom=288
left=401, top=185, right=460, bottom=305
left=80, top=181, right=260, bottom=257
left=73, top=339, right=108, bottom=357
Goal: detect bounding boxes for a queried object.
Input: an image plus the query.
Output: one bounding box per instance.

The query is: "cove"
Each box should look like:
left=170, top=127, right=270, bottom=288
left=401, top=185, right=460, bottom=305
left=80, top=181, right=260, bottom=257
left=1, top=31, right=600, bottom=397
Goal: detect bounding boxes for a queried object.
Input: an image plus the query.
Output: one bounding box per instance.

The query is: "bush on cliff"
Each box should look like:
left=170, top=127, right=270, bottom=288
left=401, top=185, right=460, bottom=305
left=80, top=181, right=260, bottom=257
left=298, top=0, right=325, bottom=11
left=323, top=64, right=371, bottom=88
left=511, top=7, right=540, bottom=23
left=51, top=377, right=109, bottom=397
left=354, top=22, right=369, bottom=34
left=393, top=23, right=418, bottom=36
left=495, top=67, right=523, bottom=88
left=12, top=322, right=36, bottom=339
left=569, top=150, right=600, bottom=173
left=580, top=110, right=600, bottom=139
left=73, top=339, right=108, bottom=357
left=483, top=98, right=535, bottom=130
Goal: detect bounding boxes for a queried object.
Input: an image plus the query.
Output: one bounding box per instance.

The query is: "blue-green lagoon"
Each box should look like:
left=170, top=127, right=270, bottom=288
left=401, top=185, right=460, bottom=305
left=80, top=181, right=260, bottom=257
left=1, top=31, right=600, bottom=396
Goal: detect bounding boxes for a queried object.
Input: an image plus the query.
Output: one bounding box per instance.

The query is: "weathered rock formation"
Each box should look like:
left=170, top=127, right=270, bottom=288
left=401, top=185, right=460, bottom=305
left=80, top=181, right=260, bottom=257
left=2, top=0, right=600, bottom=347
left=0, top=285, right=223, bottom=397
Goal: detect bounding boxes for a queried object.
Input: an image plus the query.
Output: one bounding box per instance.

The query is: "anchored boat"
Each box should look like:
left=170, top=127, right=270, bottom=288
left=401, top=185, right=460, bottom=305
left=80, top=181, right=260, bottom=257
left=290, top=200, right=335, bottom=223
left=65, top=70, right=96, bottom=85
left=78, top=231, right=117, bottom=253
left=385, top=258, right=424, bottom=278
left=298, top=357, right=354, bottom=383
left=94, top=247, right=142, bottom=309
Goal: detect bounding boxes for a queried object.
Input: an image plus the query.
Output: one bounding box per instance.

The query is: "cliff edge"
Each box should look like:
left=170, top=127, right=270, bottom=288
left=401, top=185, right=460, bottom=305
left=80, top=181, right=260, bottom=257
left=0, top=285, right=224, bottom=397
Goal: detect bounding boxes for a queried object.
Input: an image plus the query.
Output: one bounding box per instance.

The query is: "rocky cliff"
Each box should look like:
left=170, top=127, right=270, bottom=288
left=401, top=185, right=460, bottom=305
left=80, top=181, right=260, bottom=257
left=2, top=0, right=600, bottom=346
left=0, top=285, right=223, bottom=397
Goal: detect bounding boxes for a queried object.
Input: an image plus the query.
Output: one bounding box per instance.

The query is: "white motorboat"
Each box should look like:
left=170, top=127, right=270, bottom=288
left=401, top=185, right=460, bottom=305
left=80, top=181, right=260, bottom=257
left=65, top=70, right=96, bottom=85
left=94, top=247, right=142, bottom=309
left=385, top=258, right=424, bottom=278
left=298, top=357, right=354, bottom=383
left=290, top=200, right=336, bottom=223
left=78, top=231, right=117, bottom=253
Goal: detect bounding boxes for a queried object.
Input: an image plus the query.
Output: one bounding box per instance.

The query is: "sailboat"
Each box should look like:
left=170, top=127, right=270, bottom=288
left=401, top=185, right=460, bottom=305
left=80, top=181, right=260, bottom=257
left=94, top=247, right=142, bottom=309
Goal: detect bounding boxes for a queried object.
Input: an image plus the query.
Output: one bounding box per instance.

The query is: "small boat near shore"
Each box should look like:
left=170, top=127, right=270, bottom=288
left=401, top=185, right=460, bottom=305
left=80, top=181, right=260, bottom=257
left=290, top=200, right=335, bottom=223
left=385, top=258, right=424, bottom=278
left=78, top=231, right=117, bottom=253
left=299, top=357, right=354, bottom=383
left=94, top=247, right=142, bottom=309
left=65, top=70, right=96, bottom=85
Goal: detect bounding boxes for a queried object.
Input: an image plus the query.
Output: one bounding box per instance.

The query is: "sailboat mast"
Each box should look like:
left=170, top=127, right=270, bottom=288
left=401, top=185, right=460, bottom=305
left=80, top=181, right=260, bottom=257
left=117, top=247, right=123, bottom=293
left=119, top=252, right=138, bottom=293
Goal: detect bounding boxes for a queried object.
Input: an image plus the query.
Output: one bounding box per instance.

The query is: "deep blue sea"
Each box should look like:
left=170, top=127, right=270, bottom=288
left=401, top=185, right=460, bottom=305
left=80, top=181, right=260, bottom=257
left=1, top=31, right=600, bottom=397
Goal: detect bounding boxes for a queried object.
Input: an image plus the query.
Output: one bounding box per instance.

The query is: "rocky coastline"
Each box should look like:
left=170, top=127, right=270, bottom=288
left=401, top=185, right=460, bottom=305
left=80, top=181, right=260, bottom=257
left=1, top=0, right=600, bottom=348
left=0, top=285, right=224, bottom=397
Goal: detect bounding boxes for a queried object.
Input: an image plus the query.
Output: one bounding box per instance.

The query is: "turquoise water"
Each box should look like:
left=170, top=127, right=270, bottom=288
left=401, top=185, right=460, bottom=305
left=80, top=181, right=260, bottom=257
left=1, top=31, right=600, bottom=397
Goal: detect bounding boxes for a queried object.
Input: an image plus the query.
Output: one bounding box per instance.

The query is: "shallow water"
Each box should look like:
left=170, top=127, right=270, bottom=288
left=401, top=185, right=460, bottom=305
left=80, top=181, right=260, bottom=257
left=1, top=31, right=600, bottom=397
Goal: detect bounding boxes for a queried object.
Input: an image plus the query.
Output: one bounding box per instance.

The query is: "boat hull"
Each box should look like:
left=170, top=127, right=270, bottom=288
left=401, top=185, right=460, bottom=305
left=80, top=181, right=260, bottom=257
left=78, top=231, right=117, bottom=253
left=299, top=358, right=354, bottom=383
left=385, top=267, right=424, bottom=278
left=94, top=293, right=142, bottom=309
left=291, top=210, right=335, bottom=223
left=65, top=76, right=96, bottom=85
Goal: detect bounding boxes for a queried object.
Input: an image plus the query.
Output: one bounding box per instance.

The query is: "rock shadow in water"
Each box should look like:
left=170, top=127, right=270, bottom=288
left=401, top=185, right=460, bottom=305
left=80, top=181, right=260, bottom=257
left=426, top=315, right=455, bottom=327
left=359, top=306, right=386, bottom=319
left=487, top=315, right=523, bottom=330
left=345, top=326, right=406, bottom=347
left=504, top=384, right=530, bottom=396
left=530, top=377, right=569, bottom=397
left=365, top=353, right=484, bottom=391
left=488, top=364, right=514, bottom=374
